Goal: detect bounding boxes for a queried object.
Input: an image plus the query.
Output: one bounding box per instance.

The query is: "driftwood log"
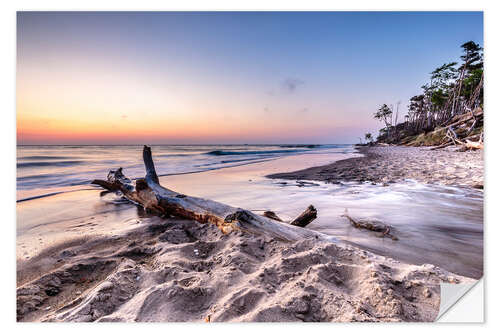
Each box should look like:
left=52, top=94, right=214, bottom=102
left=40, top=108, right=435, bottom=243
left=263, top=211, right=283, bottom=222
left=341, top=210, right=398, bottom=241
left=464, top=139, right=484, bottom=150
left=432, top=108, right=484, bottom=150
left=290, top=205, right=317, bottom=227
left=92, top=146, right=329, bottom=243
left=262, top=205, right=317, bottom=227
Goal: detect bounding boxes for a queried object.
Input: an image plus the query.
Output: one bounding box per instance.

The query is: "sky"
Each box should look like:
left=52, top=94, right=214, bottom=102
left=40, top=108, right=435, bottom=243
left=17, top=11, right=483, bottom=144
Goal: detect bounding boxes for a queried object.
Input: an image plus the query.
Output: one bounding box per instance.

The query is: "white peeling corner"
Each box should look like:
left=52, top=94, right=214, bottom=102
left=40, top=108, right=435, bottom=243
left=436, top=279, right=484, bottom=322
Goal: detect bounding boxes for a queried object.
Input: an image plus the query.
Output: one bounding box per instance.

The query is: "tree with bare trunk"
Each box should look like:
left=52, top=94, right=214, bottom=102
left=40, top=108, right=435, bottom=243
left=373, top=40, right=483, bottom=148
left=364, top=133, right=373, bottom=144
left=374, top=104, right=393, bottom=140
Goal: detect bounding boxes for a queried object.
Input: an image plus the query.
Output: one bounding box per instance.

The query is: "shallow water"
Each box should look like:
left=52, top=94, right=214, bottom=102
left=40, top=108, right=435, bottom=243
left=17, top=144, right=352, bottom=201
left=16, top=146, right=483, bottom=279
left=164, top=156, right=483, bottom=279
left=16, top=189, right=143, bottom=260
left=16, top=145, right=354, bottom=258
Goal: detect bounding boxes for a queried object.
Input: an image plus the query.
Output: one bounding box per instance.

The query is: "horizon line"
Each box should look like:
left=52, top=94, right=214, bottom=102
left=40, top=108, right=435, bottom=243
left=17, top=142, right=355, bottom=146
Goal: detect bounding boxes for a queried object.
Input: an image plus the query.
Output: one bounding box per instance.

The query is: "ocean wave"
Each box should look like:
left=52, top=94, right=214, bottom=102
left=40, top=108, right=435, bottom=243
left=194, top=156, right=265, bottom=167
left=16, top=144, right=354, bottom=193
left=156, top=153, right=198, bottom=158
left=17, top=188, right=99, bottom=203
left=220, top=157, right=264, bottom=164
left=278, top=144, right=321, bottom=148
left=19, top=155, right=74, bottom=160
left=17, top=160, right=84, bottom=168
left=17, top=174, right=55, bottom=181
left=206, top=149, right=308, bottom=156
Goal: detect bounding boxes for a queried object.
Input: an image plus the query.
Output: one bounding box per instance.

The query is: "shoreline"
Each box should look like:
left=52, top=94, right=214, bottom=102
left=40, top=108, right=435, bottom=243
left=17, top=146, right=482, bottom=322
left=267, top=145, right=483, bottom=190
left=17, top=149, right=355, bottom=261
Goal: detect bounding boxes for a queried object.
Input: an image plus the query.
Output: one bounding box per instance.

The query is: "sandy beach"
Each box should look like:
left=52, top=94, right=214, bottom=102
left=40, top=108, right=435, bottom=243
left=268, top=145, right=484, bottom=189
left=16, top=145, right=482, bottom=322
left=17, top=214, right=472, bottom=322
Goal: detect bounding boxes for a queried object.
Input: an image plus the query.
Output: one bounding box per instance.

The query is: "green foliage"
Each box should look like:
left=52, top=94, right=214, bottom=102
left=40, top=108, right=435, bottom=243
left=373, top=104, right=392, bottom=123
left=459, top=41, right=483, bottom=73
left=374, top=40, right=483, bottom=144
left=431, top=89, right=448, bottom=108
left=461, top=68, right=483, bottom=100
left=430, top=62, right=458, bottom=88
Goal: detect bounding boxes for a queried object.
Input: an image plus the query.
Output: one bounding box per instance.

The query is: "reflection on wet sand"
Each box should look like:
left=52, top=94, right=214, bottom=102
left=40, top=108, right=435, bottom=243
left=17, top=151, right=482, bottom=278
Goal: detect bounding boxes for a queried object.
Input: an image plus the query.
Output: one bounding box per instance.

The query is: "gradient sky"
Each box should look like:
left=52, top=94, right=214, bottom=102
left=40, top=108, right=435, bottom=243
left=17, top=11, right=483, bottom=144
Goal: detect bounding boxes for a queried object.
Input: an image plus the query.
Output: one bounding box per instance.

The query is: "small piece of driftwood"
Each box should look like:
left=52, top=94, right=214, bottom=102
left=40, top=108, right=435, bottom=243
left=263, top=211, right=283, bottom=222
left=341, top=210, right=398, bottom=241
left=290, top=205, right=317, bottom=227
left=92, top=146, right=327, bottom=243
left=263, top=206, right=318, bottom=228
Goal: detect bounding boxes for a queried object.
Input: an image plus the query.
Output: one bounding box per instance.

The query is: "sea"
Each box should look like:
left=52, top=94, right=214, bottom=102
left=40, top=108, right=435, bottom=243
left=16, top=144, right=353, bottom=201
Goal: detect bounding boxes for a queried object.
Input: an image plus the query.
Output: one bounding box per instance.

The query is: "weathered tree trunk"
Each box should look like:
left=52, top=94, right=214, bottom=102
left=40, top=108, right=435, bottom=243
left=465, top=137, right=484, bottom=150
left=446, top=107, right=483, bottom=128
left=92, top=146, right=330, bottom=243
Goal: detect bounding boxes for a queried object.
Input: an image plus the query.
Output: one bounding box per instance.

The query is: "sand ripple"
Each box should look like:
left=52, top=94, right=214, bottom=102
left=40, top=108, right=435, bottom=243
left=17, top=217, right=473, bottom=322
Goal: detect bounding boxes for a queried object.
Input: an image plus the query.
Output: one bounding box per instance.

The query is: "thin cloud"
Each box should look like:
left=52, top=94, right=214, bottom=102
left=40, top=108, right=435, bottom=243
left=282, top=78, right=304, bottom=93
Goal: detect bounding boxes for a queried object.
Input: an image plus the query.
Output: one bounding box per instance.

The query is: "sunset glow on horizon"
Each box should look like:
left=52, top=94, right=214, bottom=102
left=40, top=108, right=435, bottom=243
left=17, top=12, right=483, bottom=144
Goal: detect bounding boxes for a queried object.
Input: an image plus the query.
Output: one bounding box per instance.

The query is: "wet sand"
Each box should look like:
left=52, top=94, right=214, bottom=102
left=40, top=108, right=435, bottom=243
left=17, top=151, right=354, bottom=261
left=16, top=147, right=482, bottom=322
left=17, top=190, right=142, bottom=261
left=268, top=146, right=483, bottom=189
left=164, top=149, right=483, bottom=279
